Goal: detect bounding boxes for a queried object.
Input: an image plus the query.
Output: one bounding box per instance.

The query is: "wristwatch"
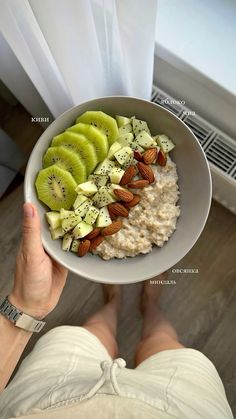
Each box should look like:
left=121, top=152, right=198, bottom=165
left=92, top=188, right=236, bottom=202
left=0, top=296, right=46, bottom=333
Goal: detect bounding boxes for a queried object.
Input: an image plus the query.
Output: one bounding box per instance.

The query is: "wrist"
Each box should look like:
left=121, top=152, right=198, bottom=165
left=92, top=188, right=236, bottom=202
left=8, top=294, right=49, bottom=320
left=0, top=312, right=32, bottom=337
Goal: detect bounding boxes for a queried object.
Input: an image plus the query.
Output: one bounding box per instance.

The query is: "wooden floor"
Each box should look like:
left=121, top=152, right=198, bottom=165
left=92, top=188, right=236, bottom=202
left=0, top=98, right=236, bottom=416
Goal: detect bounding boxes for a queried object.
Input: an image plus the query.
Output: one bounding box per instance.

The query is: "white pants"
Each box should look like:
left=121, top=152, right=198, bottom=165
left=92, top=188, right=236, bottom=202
left=0, top=326, right=233, bottom=419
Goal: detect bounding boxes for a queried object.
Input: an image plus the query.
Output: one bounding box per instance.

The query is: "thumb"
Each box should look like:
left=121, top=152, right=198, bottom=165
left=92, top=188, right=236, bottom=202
left=22, top=203, right=43, bottom=254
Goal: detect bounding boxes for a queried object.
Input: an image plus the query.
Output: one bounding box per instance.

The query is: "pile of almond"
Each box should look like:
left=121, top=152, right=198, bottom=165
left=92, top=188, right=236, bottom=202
left=78, top=147, right=167, bottom=257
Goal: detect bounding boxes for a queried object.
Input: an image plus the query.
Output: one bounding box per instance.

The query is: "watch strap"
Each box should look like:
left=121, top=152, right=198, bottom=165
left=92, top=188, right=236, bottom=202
left=0, top=296, right=45, bottom=333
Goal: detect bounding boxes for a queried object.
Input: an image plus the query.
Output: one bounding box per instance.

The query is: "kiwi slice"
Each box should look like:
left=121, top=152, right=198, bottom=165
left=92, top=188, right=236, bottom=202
left=76, top=111, right=119, bottom=146
left=67, top=123, right=108, bottom=162
left=43, top=146, right=86, bottom=184
left=52, top=132, right=98, bottom=175
left=35, top=165, right=77, bottom=211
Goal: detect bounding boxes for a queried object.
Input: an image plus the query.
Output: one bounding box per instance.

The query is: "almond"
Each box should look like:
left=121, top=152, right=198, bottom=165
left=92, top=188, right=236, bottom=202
left=120, top=165, right=136, bottom=186
left=137, top=162, right=155, bottom=183
left=78, top=239, right=90, bottom=257
left=128, top=179, right=149, bottom=189
left=85, top=227, right=101, bottom=240
left=114, top=188, right=134, bottom=202
left=133, top=150, right=143, bottom=162
left=108, top=211, right=117, bottom=221
left=143, top=148, right=157, bottom=165
left=157, top=149, right=167, bottom=166
left=124, top=194, right=141, bottom=208
left=102, top=220, right=123, bottom=236
left=89, top=235, right=104, bottom=251
left=108, top=203, right=129, bottom=218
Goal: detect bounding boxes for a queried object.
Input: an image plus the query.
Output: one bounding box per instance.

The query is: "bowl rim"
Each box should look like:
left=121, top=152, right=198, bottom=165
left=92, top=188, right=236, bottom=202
left=24, top=95, right=212, bottom=283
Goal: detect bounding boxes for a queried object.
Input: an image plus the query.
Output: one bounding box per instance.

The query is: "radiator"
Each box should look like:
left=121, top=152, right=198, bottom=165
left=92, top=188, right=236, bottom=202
left=152, top=86, right=236, bottom=215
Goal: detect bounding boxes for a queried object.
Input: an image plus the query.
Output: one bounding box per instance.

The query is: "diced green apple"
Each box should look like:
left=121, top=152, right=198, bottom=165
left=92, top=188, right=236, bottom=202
left=62, top=214, right=82, bottom=232
left=92, top=187, right=116, bottom=208
left=94, top=158, right=116, bottom=175
left=46, top=211, right=61, bottom=229
left=114, top=146, right=133, bottom=166
left=132, top=118, right=150, bottom=136
left=75, top=181, right=98, bottom=196
left=73, top=221, right=93, bottom=238
left=118, top=123, right=133, bottom=135
left=109, top=167, right=125, bottom=184
left=96, top=206, right=112, bottom=228
left=155, top=134, right=175, bottom=153
left=60, top=209, right=75, bottom=220
left=71, top=239, right=80, bottom=252
left=117, top=133, right=134, bottom=147
left=62, top=233, right=73, bottom=251
left=74, top=199, right=92, bottom=217
left=73, top=194, right=88, bottom=210
left=128, top=141, right=144, bottom=153
left=84, top=206, right=99, bottom=225
left=116, top=115, right=131, bottom=127
left=88, top=174, right=109, bottom=188
left=135, top=131, right=156, bottom=149
left=107, top=142, right=122, bottom=160
left=49, top=226, right=64, bottom=240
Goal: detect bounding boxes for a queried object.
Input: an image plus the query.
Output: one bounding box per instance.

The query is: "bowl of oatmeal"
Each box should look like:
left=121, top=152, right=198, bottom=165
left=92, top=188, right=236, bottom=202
left=25, top=96, right=212, bottom=284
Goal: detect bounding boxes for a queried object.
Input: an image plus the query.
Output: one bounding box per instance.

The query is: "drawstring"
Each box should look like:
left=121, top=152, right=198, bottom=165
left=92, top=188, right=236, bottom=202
left=81, top=358, right=126, bottom=401
left=110, top=358, right=126, bottom=395
left=81, top=364, right=107, bottom=400
left=47, top=358, right=127, bottom=409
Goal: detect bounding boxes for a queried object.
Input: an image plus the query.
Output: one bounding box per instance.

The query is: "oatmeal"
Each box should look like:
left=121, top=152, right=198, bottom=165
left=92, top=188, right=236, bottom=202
left=94, top=155, right=180, bottom=260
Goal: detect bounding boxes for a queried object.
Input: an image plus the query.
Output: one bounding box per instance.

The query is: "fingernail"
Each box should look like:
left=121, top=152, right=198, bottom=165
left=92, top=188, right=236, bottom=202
left=24, top=204, right=34, bottom=218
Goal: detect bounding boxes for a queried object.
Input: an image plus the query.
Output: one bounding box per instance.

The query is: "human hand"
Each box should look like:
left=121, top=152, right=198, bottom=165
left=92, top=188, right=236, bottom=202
left=9, top=203, right=68, bottom=319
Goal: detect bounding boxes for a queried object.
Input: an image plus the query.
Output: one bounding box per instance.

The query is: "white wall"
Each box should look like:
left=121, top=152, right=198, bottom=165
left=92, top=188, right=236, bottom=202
left=156, top=0, right=236, bottom=96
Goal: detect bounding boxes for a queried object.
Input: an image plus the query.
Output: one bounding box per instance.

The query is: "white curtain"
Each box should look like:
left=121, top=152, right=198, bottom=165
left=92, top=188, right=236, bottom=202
left=0, top=0, right=157, bottom=118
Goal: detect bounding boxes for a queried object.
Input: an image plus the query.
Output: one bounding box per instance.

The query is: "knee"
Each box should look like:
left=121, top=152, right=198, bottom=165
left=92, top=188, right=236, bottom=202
left=98, top=329, right=119, bottom=359
left=83, top=324, right=119, bottom=359
left=135, top=336, right=153, bottom=365
left=135, top=332, right=183, bottom=366
left=108, top=333, right=119, bottom=359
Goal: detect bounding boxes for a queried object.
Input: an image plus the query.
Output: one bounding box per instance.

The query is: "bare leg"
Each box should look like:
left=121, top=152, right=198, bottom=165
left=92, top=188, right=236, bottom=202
left=135, top=273, right=184, bottom=365
left=83, top=285, right=121, bottom=359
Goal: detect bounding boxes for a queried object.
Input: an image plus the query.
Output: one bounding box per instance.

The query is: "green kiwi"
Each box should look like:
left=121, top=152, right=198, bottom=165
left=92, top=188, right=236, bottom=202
left=76, top=111, right=119, bottom=145
left=52, top=132, right=98, bottom=175
left=67, top=122, right=108, bottom=162
left=43, top=146, right=86, bottom=184
left=35, top=165, right=77, bottom=211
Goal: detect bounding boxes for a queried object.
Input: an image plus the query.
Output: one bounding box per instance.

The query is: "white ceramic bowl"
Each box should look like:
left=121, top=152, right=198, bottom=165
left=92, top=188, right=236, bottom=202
left=24, top=96, right=212, bottom=284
